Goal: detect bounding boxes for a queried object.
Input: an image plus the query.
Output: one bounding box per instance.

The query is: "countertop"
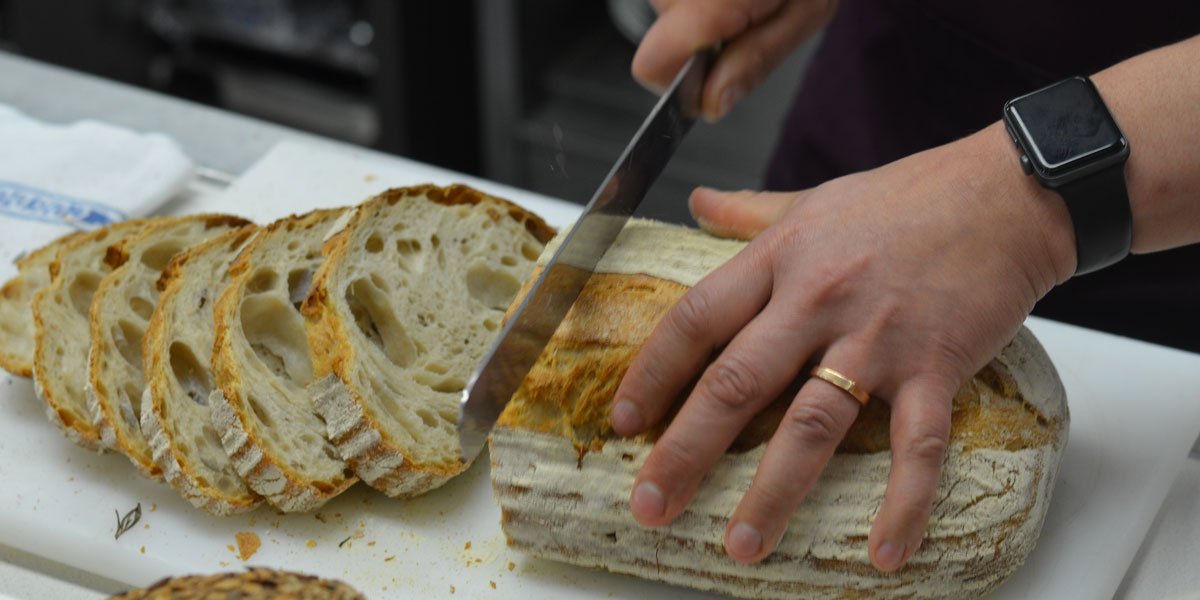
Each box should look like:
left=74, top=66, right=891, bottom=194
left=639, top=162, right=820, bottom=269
left=2, top=51, right=1198, bottom=600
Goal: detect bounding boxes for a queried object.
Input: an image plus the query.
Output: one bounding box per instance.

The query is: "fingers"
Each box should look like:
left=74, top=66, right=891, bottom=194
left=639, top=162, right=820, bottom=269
left=628, top=301, right=824, bottom=527
left=611, top=242, right=773, bottom=438
left=722, top=343, right=869, bottom=563
left=698, top=0, right=835, bottom=121
left=867, top=374, right=956, bottom=571
left=632, top=0, right=786, bottom=92
left=690, top=187, right=800, bottom=240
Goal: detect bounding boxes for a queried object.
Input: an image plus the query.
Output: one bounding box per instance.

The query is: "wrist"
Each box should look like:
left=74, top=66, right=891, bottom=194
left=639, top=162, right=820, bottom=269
left=962, top=123, right=1078, bottom=291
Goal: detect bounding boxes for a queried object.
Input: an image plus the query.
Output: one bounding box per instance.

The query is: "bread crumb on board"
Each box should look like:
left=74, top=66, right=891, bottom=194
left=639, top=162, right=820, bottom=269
left=489, top=580, right=497, bottom=589
left=450, top=585, right=456, bottom=594
left=235, top=531, right=261, bottom=561
left=306, top=539, right=317, bottom=549
left=464, top=541, right=472, bottom=550
left=507, top=561, right=516, bottom=572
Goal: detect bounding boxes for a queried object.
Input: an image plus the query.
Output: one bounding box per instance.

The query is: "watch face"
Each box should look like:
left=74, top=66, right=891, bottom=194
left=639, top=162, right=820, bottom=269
left=1005, top=77, right=1126, bottom=178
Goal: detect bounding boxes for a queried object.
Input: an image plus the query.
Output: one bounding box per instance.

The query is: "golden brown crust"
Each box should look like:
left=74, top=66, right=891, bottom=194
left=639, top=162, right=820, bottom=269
left=110, top=567, right=365, bottom=599
left=0, top=230, right=85, bottom=376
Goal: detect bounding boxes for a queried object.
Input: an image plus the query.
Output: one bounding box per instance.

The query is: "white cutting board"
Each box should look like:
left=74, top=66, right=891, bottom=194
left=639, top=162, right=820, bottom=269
left=3, top=141, right=1200, bottom=599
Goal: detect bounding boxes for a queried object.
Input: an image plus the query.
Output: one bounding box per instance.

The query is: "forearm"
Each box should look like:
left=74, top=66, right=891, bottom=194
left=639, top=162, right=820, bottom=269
left=1093, top=33, right=1200, bottom=254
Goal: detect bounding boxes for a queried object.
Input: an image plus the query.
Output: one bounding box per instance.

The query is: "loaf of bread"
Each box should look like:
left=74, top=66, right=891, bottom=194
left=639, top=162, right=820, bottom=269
left=141, top=226, right=263, bottom=515
left=31, top=219, right=154, bottom=449
left=0, top=231, right=84, bottom=377
left=304, top=185, right=555, bottom=497
left=210, top=208, right=357, bottom=512
left=490, top=220, right=1069, bottom=600
left=110, top=567, right=365, bottom=599
left=88, top=215, right=251, bottom=477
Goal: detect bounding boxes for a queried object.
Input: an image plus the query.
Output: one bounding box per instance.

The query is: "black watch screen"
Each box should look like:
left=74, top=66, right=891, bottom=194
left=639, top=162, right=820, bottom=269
left=1003, top=77, right=1128, bottom=186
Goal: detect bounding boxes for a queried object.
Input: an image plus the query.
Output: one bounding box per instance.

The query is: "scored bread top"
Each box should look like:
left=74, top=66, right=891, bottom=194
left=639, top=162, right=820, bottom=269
left=88, top=214, right=251, bottom=477
left=0, top=230, right=85, bottom=377
left=141, top=225, right=263, bottom=515
left=491, top=220, right=1069, bottom=600
left=303, top=184, right=554, bottom=497
left=211, top=208, right=357, bottom=512
left=31, top=219, right=154, bottom=450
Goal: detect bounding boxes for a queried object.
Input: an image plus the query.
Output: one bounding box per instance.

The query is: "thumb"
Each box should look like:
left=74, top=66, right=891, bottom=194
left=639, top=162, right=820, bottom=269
left=689, top=187, right=799, bottom=240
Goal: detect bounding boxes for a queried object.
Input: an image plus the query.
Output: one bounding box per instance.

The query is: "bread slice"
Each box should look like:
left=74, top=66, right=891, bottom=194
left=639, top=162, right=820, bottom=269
left=490, top=220, right=1070, bottom=600
left=111, top=567, right=365, bottom=599
left=211, top=208, right=357, bottom=512
left=0, top=231, right=85, bottom=377
left=141, top=226, right=264, bottom=515
left=302, top=185, right=554, bottom=497
left=87, top=215, right=252, bottom=477
left=31, top=219, right=155, bottom=450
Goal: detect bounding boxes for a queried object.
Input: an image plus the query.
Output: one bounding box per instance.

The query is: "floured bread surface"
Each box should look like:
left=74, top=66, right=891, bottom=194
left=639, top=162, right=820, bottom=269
left=491, top=220, right=1069, bottom=600
left=32, top=219, right=153, bottom=450
left=211, top=208, right=356, bottom=512
left=0, top=231, right=84, bottom=377
left=141, top=226, right=263, bottom=515
left=303, top=185, right=554, bottom=497
left=88, top=214, right=251, bottom=478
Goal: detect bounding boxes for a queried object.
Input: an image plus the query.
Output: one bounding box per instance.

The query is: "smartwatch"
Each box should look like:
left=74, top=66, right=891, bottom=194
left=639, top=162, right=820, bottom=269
left=1002, top=76, right=1132, bottom=275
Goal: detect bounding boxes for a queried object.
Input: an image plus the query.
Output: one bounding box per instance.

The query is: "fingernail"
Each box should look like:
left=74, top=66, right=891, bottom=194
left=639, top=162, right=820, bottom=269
left=631, top=481, right=666, bottom=520
left=715, top=85, right=746, bottom=120
left=726, top=522, right=763, bottom=560
left=611, top=400, right=643, bottom=435
left=875, top=541, right=906, bottom=571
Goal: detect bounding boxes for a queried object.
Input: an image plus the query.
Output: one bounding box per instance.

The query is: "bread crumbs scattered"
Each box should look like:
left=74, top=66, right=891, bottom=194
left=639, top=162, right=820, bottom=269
left=365, top=174, right=377, bottom=182
left=306, top=539, right=317, bottom=549
left=139, top=546, right=145, bottom=554
left=464, top=541, right=472, bottom=550
left=367, top=541, right=376, bottom=547
left=449, top=585, right=456, bottom=594
left=384, top=556, right=395, bottom=562
left=149, top=504, right=157, bottom=512
left=507, top=562, right=516, bottom=572
left=315, top=513, right=327, bottom=523
left=235, top=532, right=261, bottom=561
left=489, top=581, right=497, bottom=590
left=226, top=545, right=235, bottom=553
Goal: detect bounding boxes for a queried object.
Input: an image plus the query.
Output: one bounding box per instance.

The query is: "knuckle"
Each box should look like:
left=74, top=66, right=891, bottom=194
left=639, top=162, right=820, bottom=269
left=665, top=289, right=714, bottom=344
left=782, top=401, right=846, bottom=449
left=652, top=435, right=699, bottom=476
left=748, top=478, right=799, bottom=517
left=903, top=425, right=950, bottom=466
left=700, top=357, right=762, bottom=413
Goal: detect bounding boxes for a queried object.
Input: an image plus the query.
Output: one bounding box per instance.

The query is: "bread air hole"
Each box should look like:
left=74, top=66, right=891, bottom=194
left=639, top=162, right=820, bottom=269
left=140, top=240, right=185, bottom=271
left=466, top=264, right=521, bottom=311
left=287, top=269, right=313, bottom=307
left=240, top=295, right=313, bottom=384
left=365, top=233, right=384, bottom=253
left=346, top=278, right=416, bottom=368
left=68, top=271, right=103, bottom=317
left=129, top=295, right=155, bottom=320
left=112, top=319, right=146, bottom=370
left=247, top=394, right=274, bottom=428
left=500, top=255, right=518, bottom=267
left=521, top=242, right=541, bottom=261
left=246, top=269, right=278, bottom=294
left=170, top=341, right=212, bottom=406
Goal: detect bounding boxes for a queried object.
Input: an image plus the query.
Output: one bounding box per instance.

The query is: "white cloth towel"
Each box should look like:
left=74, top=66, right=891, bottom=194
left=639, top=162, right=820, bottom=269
left=0, top=104, right=193, bottom=280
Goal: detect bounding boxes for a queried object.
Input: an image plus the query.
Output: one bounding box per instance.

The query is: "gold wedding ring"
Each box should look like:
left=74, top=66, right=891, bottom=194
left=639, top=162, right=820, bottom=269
left=810, top=366, right=871, bottom=407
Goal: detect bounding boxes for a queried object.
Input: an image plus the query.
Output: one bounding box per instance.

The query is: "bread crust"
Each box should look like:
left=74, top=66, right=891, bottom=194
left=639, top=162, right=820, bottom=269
left=111, top=567, right=365, bottom=599
left=211, top=208, right=357, bottom=512
left=490, top=221, right=1069, bottom=600
left=141, top=226, right=263, bottom=515
left=303, top=185, right=554, bottom=497
left=31, top=219, right=153, bottom=450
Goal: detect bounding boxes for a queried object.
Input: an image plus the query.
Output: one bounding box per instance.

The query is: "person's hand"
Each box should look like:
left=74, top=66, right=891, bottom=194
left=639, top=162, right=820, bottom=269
left=633, top=0, right=838, bottom=121
left=609, top=124, right=1077, bottom=571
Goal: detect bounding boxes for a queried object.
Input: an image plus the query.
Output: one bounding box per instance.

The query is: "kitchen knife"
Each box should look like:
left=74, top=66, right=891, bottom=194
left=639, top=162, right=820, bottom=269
left=457, top=50, right=714, bottom=461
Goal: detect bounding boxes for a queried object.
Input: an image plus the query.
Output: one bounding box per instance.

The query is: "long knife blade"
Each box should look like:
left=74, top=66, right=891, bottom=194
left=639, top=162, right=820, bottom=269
left=457, top=51, right=713, bottom=461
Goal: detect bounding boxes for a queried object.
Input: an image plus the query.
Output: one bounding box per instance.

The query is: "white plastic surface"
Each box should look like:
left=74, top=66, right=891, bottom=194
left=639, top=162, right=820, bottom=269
left=3, top=141, right=1200, bottom=599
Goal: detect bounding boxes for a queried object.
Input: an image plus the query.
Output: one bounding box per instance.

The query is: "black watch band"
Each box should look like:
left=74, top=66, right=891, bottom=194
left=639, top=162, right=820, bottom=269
left=1056, top=164, right=1132, bottom=275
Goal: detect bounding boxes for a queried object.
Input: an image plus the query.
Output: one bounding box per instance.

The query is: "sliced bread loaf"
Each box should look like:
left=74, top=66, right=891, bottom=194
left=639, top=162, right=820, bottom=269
left=140, top=226, right=265, bottom=515
left=303, top=185, right=554, bottom=497
left=0, top=231, right=85, bottom=377
left=211, top=208, right=357, bottom=512
left=88, top=215, right=252, bottom=477
left=32, top=219, right=154, bottom=450
left=490, top=221, right=1070, bottom=600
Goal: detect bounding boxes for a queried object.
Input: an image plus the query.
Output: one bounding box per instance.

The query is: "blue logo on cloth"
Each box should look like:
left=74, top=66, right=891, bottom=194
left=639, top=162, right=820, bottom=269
left=0, top=180, right=126, bottom=229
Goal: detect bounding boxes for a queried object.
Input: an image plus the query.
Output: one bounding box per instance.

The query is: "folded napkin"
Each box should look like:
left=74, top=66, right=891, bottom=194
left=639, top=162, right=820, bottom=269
left=0, top=104, right=193, bottom=280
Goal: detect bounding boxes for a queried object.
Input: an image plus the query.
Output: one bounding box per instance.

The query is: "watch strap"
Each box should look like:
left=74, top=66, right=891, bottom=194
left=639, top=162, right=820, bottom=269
left=1056, top=164, right=1132, bottom=275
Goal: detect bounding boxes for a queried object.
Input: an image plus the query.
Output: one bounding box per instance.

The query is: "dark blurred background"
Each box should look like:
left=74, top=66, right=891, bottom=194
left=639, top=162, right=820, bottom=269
left=0, top=0, right=815, bottom=223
